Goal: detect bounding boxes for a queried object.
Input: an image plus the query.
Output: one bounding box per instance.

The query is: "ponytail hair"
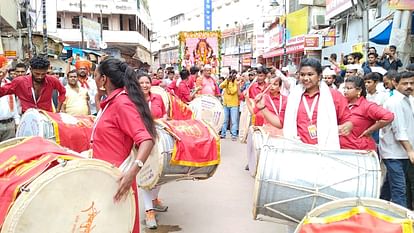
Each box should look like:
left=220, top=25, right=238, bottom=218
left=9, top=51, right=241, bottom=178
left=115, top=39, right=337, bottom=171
left=98, top=58, right=157, bottom=138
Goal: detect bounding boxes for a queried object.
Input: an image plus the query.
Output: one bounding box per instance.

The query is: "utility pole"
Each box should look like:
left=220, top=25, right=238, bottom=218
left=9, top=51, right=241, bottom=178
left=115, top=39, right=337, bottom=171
left=360, top=0, right=369, bottom=59
left=80, top=0, right=84, bottom=49
left=26, top=0, right=34, bottom=57
left=42, top=0, right=48, bottom=57
left=282, top=0, right=287, bottom=67
left=100, top=8, right=103, bottom=43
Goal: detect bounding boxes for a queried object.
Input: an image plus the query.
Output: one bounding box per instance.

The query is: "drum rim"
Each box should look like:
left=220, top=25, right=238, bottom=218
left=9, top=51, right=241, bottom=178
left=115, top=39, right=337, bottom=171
left=294, top=197, right=414, bottom=233
left=1, top=159, right=136, bottom=233
left=252, top=144, right=266, bottom=219
left=16, top=109, right=49, bottom=138
left=238, top=103, right=251, bottom=143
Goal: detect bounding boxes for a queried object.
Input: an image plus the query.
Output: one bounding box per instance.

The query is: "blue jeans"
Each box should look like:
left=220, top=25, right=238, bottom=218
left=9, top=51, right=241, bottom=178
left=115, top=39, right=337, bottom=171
left=221, top=106, right=239, bottom=138
left=380, top=159, right=409, bottom=207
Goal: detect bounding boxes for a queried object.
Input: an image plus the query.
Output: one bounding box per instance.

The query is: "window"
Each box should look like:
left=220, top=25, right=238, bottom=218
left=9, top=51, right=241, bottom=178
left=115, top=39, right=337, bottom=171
left=128, top=17, right=136, bottom=31
left=170, top=14, right=184, bottom=26
left=98, top=17, right=109, bottom=30
left=72, top=16, right=80, bottom=29
left=57, top=16, right=61, bottom=29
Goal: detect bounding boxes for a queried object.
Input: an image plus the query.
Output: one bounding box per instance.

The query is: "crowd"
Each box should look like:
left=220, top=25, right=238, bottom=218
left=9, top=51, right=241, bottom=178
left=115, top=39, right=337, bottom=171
left=0, top=43, right=414, bottom=231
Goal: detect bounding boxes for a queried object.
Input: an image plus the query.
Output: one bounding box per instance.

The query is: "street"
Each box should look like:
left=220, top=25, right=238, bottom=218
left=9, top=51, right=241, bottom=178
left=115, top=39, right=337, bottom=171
left=139, top=137, right=290, bottom=233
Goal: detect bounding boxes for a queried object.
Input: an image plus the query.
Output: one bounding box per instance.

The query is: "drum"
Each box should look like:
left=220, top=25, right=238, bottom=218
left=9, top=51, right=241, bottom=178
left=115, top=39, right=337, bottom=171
left=253, top=137, right=381, bottom=223
left=0, top=138, right=135, bottom=233
left=238, top=101, right=251, bottom=143
left=189, top=95, right=224, bottom=133
left=151, top=86, right=170, bottom=113
left=137, top=122, right=219, bottom=190
left=16, top=109, right=94, bottom=152
left=295, top=198, right=414, bottom=232
left=246, top=126, right=268, bottom=177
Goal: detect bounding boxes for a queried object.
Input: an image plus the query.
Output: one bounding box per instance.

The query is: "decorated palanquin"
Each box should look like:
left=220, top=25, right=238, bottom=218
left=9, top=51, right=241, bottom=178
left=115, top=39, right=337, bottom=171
left=295, top=198, right=414, bottom=233
left=16, top=109, right=94, bottom=152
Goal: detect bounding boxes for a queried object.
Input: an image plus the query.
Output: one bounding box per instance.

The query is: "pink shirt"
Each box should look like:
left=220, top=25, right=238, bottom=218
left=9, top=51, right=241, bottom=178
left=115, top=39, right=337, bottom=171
left=340, top=97, right=394, bottom=150
left=200, top=76, right=220, bottom=96
left=92, top=88, right=153, bottom=167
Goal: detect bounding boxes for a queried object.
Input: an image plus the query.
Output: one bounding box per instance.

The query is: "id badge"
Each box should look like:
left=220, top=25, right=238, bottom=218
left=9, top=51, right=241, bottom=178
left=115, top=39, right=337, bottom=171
left=307, top=124, right=317, bottom=139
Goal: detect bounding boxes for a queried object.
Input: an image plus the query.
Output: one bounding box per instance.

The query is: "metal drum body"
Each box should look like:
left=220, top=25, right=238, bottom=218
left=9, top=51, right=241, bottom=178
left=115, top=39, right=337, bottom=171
left=189, top=95, right=224, bottom=133
left=295, top=198, right=414, bottom=232
left=253, top=137, right=381, bottom=223
left=246, top=126, right=268, bottom=177
left=137, top=124, right=218, bottom=190
left=16, top=109, right=55, bottom=139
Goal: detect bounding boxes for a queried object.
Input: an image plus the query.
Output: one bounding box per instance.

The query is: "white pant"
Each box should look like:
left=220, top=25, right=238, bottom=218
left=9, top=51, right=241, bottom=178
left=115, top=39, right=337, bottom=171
left=141, top=186, right=161, bottom=211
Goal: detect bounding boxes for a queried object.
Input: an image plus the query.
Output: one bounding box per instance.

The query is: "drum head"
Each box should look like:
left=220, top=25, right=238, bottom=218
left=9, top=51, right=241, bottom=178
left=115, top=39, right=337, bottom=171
left=1, top=159, right=136, bottom=233
left=238, top=103, right=251, bottom=143
left=189, top=95, right=224, bottom=133
left=16, top=109, right=53, bottom=139
left=295, top=198, right=414, bottom=233
left=151, top=86, right=170, bottom=112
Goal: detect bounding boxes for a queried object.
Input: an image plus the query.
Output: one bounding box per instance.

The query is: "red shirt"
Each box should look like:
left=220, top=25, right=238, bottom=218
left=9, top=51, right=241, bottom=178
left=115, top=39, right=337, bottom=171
left=340, top=97, right=394, bottom=150
left=0, top=74, right=66, bottom=112
left=188, top=74, right=196, bottom=90
left=281, top=88, right=351, bottom=146
left=152, top=79, right=162, bottom=86
left=176, top=80, right=192, bottom=103
left=149, top=92, right=166, bottom=119
left=167, top=79, right=178, bottom=94
left=248, top=82, right=268, bottom=99
left=92, top=88, right=153, bottom=167
left=254, top=94, right=287, bottom=125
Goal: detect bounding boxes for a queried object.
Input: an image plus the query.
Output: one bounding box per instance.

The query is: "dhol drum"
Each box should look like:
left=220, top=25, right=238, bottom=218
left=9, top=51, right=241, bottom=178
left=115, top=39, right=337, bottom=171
left=0, top=137, right=135, bottom=233
left=189, top=95, right=224, bottom=133
left=151, top=86, right=170, bottom=113
left=295, top=198, right=414, bottom=233
left=246, top=126, right=268, bottom=177
left=238, top=101, right=251, bottom=143
left=253, top=137, right=381, bottom=223
left=16, top=109, right=94, bottom=152
left=135, top=122, right=219, bottom=190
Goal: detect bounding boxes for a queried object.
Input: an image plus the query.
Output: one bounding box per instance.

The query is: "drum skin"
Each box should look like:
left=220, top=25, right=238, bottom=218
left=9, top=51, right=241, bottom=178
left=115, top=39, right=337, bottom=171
left=137, top=124, right=218, bottom=190
left=1, top=159, right=135, bottom=233
left=16, top=109, right=55, bottom=139
left=253, top=137, right=381, bottom=223
left=238, top=102, right=251, bottom=143
left=188, top=95, right=224, bottom=133
left=246, top=126, right=268, bottom=177
left=294, top=198, right=414, bottom=232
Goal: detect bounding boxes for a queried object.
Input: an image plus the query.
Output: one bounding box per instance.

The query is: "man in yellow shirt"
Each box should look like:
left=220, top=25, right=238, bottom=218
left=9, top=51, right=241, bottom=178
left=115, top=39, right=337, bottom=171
left=219, top=70, right=240, bottom=141
left=62, top=70, right=90, bottom=116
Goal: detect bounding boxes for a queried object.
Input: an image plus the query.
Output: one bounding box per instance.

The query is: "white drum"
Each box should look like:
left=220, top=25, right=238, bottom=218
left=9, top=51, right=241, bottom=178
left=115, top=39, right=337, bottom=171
left=151, top=86, right=170, bottom=113
left=238, top=101, right=251, bottom=143
left=253, top=137, right=381, bottom=223
left=16, top=108, right=55, bottom=139
left=137, top=122, right=219, bottom=190
left=189, top=95, right=224, bottom=133
left=295, top=198, right=414, bottom=232
left=246, top=126, right=268, bottom=177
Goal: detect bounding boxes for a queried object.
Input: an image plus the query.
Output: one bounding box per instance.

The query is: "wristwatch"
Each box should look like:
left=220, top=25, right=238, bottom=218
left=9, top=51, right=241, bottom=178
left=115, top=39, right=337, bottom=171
left=134, top=159, right=144, bottom=168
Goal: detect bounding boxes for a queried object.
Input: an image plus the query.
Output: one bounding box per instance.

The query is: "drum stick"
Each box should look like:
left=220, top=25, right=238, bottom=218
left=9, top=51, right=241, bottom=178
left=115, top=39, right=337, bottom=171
left=245, top=77, right=257, bottom=99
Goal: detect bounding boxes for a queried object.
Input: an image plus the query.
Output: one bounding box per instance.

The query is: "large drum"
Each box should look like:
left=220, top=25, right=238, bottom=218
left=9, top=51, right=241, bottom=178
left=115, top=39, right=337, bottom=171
left=16, top=109, right=94, bottom=152
left=151, top=86, right=170, bottom=113
left=295, top=198, right=414, bottom=232
left=189, top=95, right=224, bottom=133
left=238, top=101, right=251, bottom=143
left=246, top=126, right=268, bottom=177
left=136, top=122, right=219, bottom=190
left=253, top=137, right=381, bottom=223
left=0, top=137, right=135, bottom=233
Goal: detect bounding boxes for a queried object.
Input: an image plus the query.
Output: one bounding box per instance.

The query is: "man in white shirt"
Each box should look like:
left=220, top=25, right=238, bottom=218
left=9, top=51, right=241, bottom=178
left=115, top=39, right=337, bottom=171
left=0, top=68, right=20, bottom=142
left=75, top=60, right=97, bottom=115
left=364, top=72, right=389, bottom=106
left=61, top=70, right=90, bottom=116
left=379, top=71, right=414, bottom=208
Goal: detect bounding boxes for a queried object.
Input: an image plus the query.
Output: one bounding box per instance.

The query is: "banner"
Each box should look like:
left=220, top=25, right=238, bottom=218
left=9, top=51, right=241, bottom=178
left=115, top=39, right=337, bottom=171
left=82, top=18, right=102, bottom=50
left=162, top=119, right=220, bottom=167
left=287, top=7, right=309, bottom=38
left=168, top=94, right=193, bottom=120
left=178, top=31, right=221, bottom=73
left=204, top=0, right=212, bottom=30
left=389, top=0, right=414, bottom=10
left=0, top=137, right=77, bottom=227
left=326, top=0, right=356, bottom=19
left=41, top=111, right=94, bottom=153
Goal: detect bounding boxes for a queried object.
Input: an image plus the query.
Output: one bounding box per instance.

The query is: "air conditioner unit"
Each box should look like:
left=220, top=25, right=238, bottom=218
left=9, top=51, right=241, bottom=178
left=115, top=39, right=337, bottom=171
left=312, top=15, right=326, bottom=26
left=299, top=0, right=313, bottom=5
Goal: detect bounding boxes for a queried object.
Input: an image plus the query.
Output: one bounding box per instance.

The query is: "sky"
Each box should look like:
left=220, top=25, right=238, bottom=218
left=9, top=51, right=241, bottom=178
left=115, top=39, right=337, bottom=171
left=148, top=0, right=202, bottom=28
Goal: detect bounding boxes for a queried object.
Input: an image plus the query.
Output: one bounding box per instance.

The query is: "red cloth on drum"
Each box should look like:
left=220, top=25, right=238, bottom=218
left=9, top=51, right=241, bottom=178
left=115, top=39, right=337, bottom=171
left=176, top=80, right=192, bottom=103
left=340, top=97, right=394, bottom=151
left=0, top=74, right=66, bottom=113
left=168, top=94, right=193, bottom=120
left=0, top=137, right=78, bottom=226
left=149, top=92, right=166, bottom=119
left=280, top=89, right=351, bottom=146
left=41, top=111, right=94, bottom=152
left=162, top=119, right=220, bottom=167
left=92, top=88, right=153, bottom=167
left=299, top=212, right=406, bottom=233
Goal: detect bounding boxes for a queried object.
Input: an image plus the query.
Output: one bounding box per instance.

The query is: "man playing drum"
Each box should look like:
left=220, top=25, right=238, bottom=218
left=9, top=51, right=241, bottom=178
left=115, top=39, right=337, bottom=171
left=0, top=56, right=66, bottom=113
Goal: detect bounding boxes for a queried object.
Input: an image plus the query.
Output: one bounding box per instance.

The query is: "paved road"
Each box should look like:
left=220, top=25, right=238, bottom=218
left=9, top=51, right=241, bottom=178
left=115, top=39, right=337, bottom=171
left=139, top=137, right=291, bottom=233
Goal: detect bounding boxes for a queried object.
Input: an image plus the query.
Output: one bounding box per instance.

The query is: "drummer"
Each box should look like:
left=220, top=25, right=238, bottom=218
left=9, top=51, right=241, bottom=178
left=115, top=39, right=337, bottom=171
left=176, top=69, right=200, bottom=103
left=91, top=58, right=156, bottom=233
left=246, top=67, right=268, bottom=126
left=258, top=58, right=353, bottom=149
left=137, top=72, right=168, bottom=229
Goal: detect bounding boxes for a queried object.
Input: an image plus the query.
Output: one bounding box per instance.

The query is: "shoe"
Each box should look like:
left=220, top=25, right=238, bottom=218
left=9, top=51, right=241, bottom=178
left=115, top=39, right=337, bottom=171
left=245, top=164, right=249, bottom=171
left=153, top=198, right=168, bottom=212
left=231, top=137, right=237, bottom=141
left=145, top=210, right=157, bottom=229
left=220, top=135, right=226, bottom=139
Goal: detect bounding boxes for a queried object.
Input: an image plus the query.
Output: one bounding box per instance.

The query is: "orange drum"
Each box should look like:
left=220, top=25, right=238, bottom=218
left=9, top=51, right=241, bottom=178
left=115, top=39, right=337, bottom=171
left=16, top=109, right=94, bottom=152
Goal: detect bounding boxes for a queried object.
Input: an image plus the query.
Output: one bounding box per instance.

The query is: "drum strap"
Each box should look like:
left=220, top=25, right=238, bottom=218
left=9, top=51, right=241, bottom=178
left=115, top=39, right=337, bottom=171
left=268, top=95, right=282, bottom=116
left=302, top=95, right=318, bottom=124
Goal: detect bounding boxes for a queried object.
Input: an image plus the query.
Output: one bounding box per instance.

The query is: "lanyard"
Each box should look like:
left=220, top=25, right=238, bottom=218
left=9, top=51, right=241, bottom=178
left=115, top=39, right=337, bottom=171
left=302, top=95, right=319, bottom=122
left=268, top=95, right=282, bottom=116
left=31, top=87, right=39, bottom=107
left=90, top=90, right=126, bottom=144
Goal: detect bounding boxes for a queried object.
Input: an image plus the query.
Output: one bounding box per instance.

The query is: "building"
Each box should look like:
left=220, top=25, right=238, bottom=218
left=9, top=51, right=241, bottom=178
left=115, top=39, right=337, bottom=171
left=0, top=0, right=20, bottom=59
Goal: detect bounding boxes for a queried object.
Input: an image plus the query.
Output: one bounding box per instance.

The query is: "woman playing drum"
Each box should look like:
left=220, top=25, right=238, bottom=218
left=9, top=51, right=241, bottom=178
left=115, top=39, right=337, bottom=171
left=340, top=76, right=394, bottom=150
left=91, top=58, right=156, bottom=233
left=137, top=72, right=168, bottom=229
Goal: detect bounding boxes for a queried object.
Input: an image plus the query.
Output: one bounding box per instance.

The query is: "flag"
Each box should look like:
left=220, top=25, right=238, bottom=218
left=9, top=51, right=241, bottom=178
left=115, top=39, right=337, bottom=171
left=168, top=94, right=193, bottom=120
